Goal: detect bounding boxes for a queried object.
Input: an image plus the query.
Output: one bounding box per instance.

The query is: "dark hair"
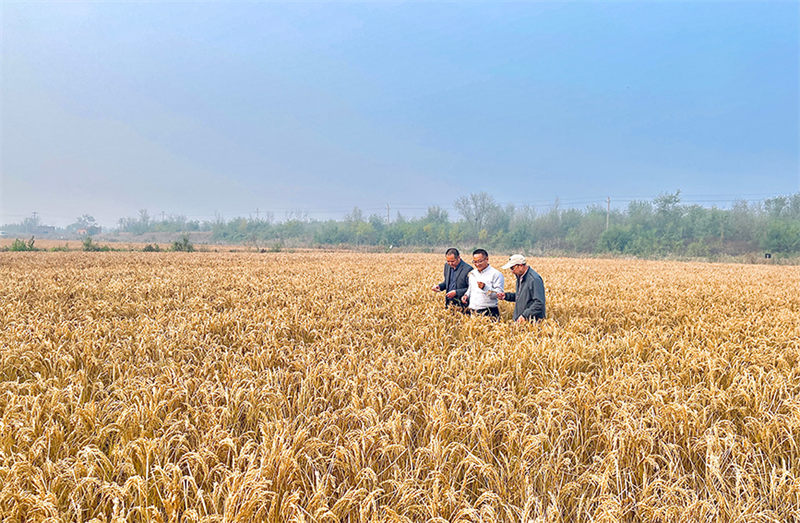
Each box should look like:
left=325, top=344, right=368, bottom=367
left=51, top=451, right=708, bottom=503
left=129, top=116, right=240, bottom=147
left=445, top=248, right=460, bottom=257
left=472, top=248, right=488, bottom=259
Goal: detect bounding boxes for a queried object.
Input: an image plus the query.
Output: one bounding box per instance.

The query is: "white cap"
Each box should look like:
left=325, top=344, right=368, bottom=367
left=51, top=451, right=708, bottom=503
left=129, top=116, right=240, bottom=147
left=501, top=254, right=526, bottom=269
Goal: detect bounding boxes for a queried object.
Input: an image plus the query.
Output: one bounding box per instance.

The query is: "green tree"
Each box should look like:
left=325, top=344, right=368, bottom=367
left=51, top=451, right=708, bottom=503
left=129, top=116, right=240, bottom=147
left=600, top=226, right=633, bottom=253
left=455, top=192, right=502, bottom=238
left=762, top=220, right=800, bottom=253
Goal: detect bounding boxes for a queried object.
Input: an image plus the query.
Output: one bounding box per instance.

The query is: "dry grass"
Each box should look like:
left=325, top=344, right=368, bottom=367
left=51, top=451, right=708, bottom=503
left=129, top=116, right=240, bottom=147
left=1, top=252, right=798, bottom=522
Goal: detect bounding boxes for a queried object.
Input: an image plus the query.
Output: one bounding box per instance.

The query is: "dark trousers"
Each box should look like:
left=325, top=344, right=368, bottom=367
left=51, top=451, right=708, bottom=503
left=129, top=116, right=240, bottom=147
left=445, top=297, right=468, bottom=312
left=469, top=306, right=500, bottom=319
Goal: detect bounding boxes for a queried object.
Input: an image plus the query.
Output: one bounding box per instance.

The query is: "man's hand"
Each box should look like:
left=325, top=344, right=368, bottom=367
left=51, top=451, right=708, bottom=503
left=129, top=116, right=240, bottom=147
left=477, top=281, right=485, bottom=290
left=497, top=291, right=506, bottom=301
left=516, top=316, right=527, bottom=323
left=461, top=295, right=469, bottom=304
left=432, top=285, right=441, bottom=292
left=445, top=290, right=456, bottom=298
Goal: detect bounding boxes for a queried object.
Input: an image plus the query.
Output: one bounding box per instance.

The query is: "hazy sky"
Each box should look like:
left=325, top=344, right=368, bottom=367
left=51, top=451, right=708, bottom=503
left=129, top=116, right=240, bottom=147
left=2, top=1, right=798, bottom=227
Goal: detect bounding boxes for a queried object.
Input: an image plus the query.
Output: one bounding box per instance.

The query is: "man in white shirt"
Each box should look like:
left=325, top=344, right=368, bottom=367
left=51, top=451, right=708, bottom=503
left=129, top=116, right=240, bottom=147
left=461, top=248, right=505, bottom=319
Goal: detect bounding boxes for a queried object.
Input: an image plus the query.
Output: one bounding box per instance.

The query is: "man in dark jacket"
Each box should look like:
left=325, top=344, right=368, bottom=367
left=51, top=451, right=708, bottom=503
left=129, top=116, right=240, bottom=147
left=432, top=248, right=472, bottom=310
left=497, top=254, right=546, bottom=322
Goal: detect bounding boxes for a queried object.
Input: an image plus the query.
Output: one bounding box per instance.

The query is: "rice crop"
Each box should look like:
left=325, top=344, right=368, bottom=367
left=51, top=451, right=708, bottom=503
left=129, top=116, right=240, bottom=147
left=1, top=252, right=798, bottom=522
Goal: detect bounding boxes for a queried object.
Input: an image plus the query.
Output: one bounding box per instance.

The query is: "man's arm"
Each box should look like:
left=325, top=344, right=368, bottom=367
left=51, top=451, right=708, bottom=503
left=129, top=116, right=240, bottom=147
left=491, top=270, right=505, bottom=294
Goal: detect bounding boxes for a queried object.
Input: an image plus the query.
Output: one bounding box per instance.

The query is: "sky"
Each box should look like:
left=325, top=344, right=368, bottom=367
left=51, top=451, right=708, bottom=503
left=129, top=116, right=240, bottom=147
left=1, top=1, right=798, bottom=227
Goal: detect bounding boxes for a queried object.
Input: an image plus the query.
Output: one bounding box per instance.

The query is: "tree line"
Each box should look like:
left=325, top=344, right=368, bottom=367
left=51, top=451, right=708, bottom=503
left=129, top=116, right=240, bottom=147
left=137, top=191, right=800, bottom=256
left=5, top=191, right=800, bottom=257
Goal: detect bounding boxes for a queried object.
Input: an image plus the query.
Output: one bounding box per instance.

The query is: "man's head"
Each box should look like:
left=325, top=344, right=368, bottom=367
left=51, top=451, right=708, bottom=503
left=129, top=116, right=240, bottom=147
left=501, top=254, right=528, bottom=277
left=472, top=249, right=489, bottom=271
left=445, top=248, right=461, bottom=269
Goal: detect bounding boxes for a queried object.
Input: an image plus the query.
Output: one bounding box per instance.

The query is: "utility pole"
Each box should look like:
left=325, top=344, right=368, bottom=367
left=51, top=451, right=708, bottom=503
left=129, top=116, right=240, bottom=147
left=386, top=203, right=390, bottom=224
left=606, top=197, right=611, bottom=231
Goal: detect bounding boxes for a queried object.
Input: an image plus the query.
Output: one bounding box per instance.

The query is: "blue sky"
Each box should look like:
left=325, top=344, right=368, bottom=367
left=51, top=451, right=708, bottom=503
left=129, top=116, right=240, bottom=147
left=2, top=1, right=798, bottom=226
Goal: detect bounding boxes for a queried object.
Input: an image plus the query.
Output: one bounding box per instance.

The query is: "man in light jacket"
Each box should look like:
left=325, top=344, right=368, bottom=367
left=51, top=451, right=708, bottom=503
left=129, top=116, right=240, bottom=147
left=497, top=254, right=546, bottom=322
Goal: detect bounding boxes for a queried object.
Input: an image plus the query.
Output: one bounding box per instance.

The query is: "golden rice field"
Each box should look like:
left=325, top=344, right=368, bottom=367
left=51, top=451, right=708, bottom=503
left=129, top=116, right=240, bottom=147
left=1, top=252, right=799, bottom=522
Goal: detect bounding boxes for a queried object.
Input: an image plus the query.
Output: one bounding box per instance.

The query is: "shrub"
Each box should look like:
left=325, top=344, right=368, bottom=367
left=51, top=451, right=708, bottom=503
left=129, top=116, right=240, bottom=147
left=143, top=244, right=161, bottom=252
left=599, top=227, right=632, bottom=253
left=171, top=235, right=194, bottom=252
left=686, top=241, right=710, bottom=258
left=82, top=237, right=111, bottom=252
left=9, top=237, right=36, bottom=251
left=83, top=237, right=100, bottom=252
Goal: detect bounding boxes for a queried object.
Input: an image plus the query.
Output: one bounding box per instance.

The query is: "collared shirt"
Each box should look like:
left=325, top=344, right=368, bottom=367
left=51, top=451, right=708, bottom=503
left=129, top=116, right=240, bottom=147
left=464, top=264, right=505, bottom=310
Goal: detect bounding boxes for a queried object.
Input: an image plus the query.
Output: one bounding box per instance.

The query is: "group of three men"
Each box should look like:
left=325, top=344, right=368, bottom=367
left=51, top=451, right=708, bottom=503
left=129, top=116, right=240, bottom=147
left=432, top=248, right=546, bottom=323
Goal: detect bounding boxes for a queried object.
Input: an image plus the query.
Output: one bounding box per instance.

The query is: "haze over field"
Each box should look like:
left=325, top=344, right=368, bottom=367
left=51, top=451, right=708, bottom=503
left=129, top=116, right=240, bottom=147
left=2, top=1, right=798, bottom=227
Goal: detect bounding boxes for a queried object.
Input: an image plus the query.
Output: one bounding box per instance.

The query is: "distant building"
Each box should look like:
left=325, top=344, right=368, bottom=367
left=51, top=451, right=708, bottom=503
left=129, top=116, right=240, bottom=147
left=77, top=226, right=102, bottom=236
